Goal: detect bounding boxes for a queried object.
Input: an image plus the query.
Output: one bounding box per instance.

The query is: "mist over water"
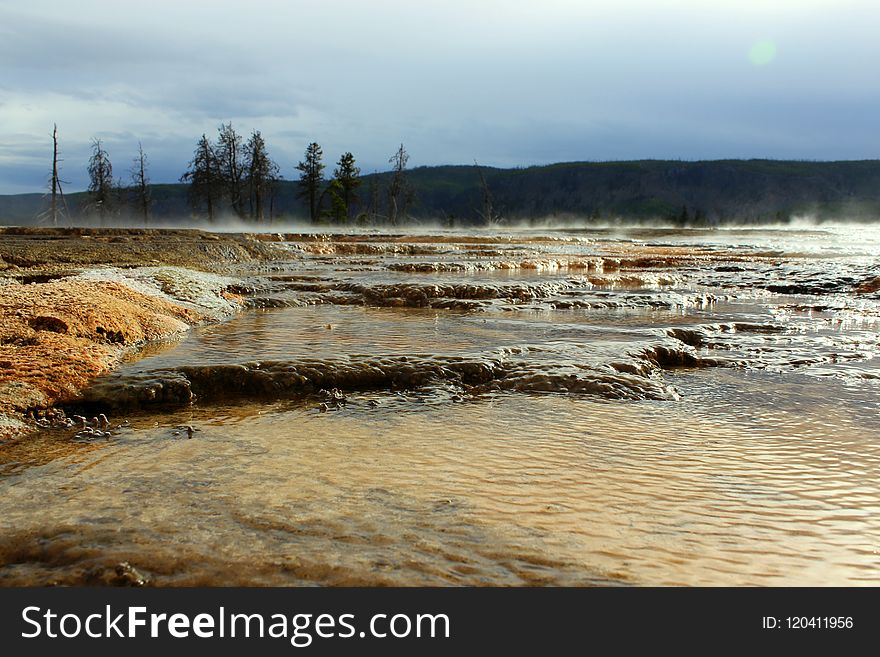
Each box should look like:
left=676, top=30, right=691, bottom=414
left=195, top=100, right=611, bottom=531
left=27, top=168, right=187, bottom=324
left=1, top=225, right=878, bottom=585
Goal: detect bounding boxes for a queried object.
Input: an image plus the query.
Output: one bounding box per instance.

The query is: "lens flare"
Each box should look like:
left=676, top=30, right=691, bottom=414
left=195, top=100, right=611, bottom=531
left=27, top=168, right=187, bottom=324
left=748, top=39, right=777, bottom=66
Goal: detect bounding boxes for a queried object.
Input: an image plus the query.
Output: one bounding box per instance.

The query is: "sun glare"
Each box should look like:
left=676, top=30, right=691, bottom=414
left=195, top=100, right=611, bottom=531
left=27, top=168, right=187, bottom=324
left=748, top=39, right=777, bottom=66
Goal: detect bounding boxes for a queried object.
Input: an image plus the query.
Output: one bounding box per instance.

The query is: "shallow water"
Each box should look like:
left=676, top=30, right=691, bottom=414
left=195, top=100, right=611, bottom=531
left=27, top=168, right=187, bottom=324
left=1, top=226, right=879, bottom=585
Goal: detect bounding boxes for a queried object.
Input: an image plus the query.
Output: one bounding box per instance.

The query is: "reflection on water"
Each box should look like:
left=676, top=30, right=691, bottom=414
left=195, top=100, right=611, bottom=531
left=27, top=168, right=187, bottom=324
left=1, top=226, right=878, bottom=585
left=2, top=386, right=878, bottom=586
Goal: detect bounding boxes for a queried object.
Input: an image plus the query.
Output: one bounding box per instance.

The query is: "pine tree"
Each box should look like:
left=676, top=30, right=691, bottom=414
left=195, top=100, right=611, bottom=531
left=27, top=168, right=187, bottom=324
left=326, top=179, right=348, bottom=223
left=216, top=122, right=245, bottom=217
left=330, top=151, right=361, bottom=223
left=244, top=130, right=280, bottom=222
left=180, top=134, right=221, bottom=221
left=296, top=142, right=325, bottom=223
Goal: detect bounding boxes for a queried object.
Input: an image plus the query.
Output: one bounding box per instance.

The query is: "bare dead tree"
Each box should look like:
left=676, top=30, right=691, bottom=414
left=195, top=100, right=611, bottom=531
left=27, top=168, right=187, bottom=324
left=130, top=142, right=151, bottom=225
left=51, top=124, right=60, bottom=225
left=87, top=138, right=115, bottom=225
left=474, top=160, right=500, bottom=225
left=42, top=124, right=70, bottom=225
left=387, top=143, right=411, bottom=225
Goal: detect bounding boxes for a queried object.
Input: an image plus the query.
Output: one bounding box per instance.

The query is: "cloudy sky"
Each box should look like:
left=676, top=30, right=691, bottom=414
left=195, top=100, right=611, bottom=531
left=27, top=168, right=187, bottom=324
left=1, top=0, right=878, bottom=194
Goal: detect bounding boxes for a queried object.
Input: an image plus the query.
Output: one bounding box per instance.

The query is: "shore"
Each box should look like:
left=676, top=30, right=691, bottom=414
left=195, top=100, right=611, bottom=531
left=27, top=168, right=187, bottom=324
left=0, top=227, right=281, bottom=439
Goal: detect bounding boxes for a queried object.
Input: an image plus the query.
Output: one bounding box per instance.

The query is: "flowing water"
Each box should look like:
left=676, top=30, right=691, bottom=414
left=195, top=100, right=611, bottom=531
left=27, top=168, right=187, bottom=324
left=1, top=226, right=879, bottom=585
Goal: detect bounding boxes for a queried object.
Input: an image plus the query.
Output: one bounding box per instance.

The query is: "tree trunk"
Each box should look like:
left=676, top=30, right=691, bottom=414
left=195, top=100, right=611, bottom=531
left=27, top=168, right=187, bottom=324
left=51, top=125, right=59, bottom=226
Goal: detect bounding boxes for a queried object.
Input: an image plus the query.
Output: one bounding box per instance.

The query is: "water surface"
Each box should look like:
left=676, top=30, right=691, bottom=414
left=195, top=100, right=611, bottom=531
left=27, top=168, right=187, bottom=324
left=1, top=226, right=878, bottom=585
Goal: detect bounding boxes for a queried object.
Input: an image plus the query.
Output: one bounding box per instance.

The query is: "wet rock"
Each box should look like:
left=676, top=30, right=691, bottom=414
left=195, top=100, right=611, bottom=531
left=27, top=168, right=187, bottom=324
left=639, top=345, right=720, bottom=369
left=100, top=561, right=150, bottom=587
left=608, top=361, right=652, bottom=377
left=80, top=352, right=685, bottom=409
left=319, top=388, right=347, bottom=403
left=667, top=328, right=705, bottom=348
left=765, top=281, right=845, bottom=295
left=329, top=280, right=594, bottom=309
left=82, top=373, right=195, bottom=409
left=245, top=296, right=294, bottom=309
left=73, top=427, right=111, bottom=441
left=730, top=322, right=787, bottom=334
left=857, top=276, right=880, bottom=294
left=293, top=241, right=442, bottom=257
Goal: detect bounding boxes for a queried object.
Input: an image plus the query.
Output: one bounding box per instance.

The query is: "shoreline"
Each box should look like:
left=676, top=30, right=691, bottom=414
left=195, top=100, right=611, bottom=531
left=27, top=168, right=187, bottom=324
left=0, top=228, right=282, bottom=440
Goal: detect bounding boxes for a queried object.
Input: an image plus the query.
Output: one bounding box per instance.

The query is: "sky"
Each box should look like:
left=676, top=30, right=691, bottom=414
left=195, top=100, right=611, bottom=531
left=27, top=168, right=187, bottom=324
left=1, top=0, right=878, bottom=194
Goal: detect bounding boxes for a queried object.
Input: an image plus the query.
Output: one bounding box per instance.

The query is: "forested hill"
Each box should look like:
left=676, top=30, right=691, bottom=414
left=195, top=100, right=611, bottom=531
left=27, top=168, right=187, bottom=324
left=3, top=159, right=880, bottom=226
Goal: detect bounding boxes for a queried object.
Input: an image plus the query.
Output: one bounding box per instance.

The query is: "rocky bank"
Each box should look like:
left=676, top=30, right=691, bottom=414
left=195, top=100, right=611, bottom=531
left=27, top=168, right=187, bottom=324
left=0, top=227, right=282, bottom=438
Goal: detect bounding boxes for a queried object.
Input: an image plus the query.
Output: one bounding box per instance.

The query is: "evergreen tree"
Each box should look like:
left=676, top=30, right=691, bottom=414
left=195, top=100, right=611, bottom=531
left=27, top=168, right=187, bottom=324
left=325, top=179, right=348, bottom=223
left=87, top=138, right=115, bottom=224
left=244, top=130, right=280, bottom=222
left=296, top=142, right=325, bottom=223
left=180, top=134, right=221, bottom=221
left=330, top=151, right=361, bottom=223
left=216, top=122, right=245, bottom=217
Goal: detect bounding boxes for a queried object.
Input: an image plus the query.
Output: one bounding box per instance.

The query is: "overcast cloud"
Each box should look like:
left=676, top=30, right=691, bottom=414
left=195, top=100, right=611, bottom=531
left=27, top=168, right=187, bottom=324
left=1, top=0, right=877, bottom=193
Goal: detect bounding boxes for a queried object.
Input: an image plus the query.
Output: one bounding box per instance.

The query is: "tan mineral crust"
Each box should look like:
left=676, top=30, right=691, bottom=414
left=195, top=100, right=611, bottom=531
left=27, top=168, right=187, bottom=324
left=0, top=227, right=280, bottom=438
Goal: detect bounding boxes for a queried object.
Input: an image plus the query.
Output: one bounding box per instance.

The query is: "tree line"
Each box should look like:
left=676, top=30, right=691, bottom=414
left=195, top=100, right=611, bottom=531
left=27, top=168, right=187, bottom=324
left=33, top=139, right=880, bottom=226
left=181, top=124, right=415, bottom=224
left=47, top=124, right=417, bottom=225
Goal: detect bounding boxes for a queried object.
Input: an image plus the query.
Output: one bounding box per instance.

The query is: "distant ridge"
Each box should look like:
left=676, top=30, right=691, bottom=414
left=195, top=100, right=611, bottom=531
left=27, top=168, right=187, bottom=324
left=2, top=159, right=880, bottom=225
